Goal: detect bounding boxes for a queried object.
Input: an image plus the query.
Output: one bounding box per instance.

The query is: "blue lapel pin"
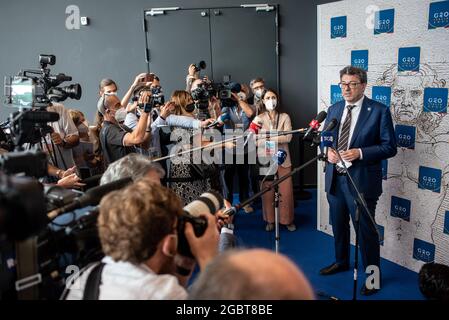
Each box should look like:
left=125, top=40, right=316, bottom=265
left=367, top=107, right=371, bottom=111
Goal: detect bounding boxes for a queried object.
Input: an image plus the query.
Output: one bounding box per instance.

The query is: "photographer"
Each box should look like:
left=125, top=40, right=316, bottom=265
left=98, top=92, right=151, bottom=166
left=167, top=90, right=216, bottom=205
left=64, top=179, right=219, bottom=300
left=43, top=102, right=80, bottom=170
left=100, top=153, right=165, bottom=186
left=221, top=84, right=254, bottom=214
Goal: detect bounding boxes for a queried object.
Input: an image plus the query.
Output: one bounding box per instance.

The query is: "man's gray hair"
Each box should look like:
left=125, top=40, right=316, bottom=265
left=249, top=77, right=265, bottom=88
left=100, top=153, right=165, bottom=185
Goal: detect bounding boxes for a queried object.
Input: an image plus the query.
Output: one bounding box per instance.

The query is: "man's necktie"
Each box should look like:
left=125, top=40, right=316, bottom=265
left=336, top=105, right=355, bottom=173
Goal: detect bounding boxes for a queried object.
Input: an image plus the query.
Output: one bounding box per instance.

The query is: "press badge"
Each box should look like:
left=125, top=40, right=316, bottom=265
left=265, top=140, right=276, bottom=156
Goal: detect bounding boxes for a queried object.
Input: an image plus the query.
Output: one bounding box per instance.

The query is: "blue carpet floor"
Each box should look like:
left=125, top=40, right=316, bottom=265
left=230, top=189, right=424, bottom=300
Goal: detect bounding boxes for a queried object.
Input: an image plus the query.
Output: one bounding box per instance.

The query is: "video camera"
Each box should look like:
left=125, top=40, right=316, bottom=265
left=133, top=85, right=165, bottom=112
left=4, top=54, right=81, bottom=109
left=215, top=81, right=241, bottom=108
left=2, top=55, right=82, bottom=148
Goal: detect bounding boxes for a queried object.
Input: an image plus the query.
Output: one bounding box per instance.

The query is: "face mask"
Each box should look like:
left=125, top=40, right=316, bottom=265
left=115, top=108, right=127, bottom=121
left=254, top=88, right=264, bottom=99
left=185, top=102, right=195, bottom=113
left=265, top=99, right=277, bottom=111
left=237, top=92, right=247, bottom=101
left=77, top=123, right=89, bottom=135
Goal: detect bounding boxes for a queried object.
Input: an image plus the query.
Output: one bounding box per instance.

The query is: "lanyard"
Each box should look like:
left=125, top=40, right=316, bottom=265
left=268, top=112, right=280, bottom=131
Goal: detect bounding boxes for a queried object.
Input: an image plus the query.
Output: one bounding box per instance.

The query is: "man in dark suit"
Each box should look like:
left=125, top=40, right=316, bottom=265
left=320, top=66, right=397, bottom=295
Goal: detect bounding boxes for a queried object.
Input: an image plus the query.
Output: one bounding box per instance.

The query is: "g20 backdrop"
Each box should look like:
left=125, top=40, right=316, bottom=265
left=317, top=0, right=449, bottom=272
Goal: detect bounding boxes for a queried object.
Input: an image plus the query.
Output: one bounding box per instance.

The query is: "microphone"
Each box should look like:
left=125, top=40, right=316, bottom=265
left=319, top=118, right=338, bottom=162
left=224, top=149, right=287, bottom=217
left=261, top=149, right=287, bottom=184
left=47, top=177, right=132, bottom=220
left=303, top=111, right=327, bottom=140
left=206, top=112, right=231, bottom=128
left=322, top=118, right=338, bottom=132
left=243, top=121, right=262, bottom=147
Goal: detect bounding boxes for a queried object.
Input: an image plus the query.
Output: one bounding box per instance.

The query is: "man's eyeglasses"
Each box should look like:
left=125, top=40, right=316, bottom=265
left=339, top=82, right=361, bottom=89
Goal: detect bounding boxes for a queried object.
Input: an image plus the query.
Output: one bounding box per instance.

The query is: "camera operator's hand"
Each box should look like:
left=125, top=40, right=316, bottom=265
left=160, top=101, right=175, bottom=119
left=132, top=73, right=148, bottom=88
left=188, top=64, right=199, bottom=78
left=126, top=101, right=138, bottom=113
left=184, top=213, right=219, bottom=270
left=209, top=96, right=221, bottom=118
left=216, top=199, right=233, bottom=229
left=57, top=173, right=86, bottom=189
left=231, top=92, right=240, bottom=102
left=199, top=118, right=215, bottom=128
left=50, top=132, right=64, bottom=145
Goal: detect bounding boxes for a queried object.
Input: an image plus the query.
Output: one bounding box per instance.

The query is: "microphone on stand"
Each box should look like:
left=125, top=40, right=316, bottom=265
left=303, top=111, right=327, bottom=140
left=206, top=112, right=231, bottom=128
left=223, top=149, right=287, bottom=217
left=319, top=119, right=338, bottom=162
left=261, top=149, right=287, bottom=185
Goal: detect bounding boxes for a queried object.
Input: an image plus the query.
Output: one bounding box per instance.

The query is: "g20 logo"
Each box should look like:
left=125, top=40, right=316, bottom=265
left=428, top=97, right=444, bottom=104
left=428, top=1, right=449, bottom=29
left=413, top=239, right=435, bottom=263
left=331, top=16, right=346, bottom=38
left=376, top=19, right=391, bottom=28
left=422, top=176, right=437, bottom=184
left=417, top=248, right=431, bottom=257
left=424, top=88, right=448, bottom=113
left=398, top=47, right=420, bottom=72
left=433, top=11, right=449, bottom=19
left=418, top=166, right=442, bottom=193
left=351, top=50, right=369, bottom=71
left=394, top=205, right=407, bottom=213
left=402, top=57, right=416, bottom=64
left=375, top=95, right=387, bottom=102
left=390, top=196, right=410, bottom=221
left=398, top=134, right=411, bottom=140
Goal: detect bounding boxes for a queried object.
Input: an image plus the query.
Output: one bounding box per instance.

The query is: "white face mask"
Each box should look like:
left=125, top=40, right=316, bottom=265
left=77, top=123, right=89, bottom=135
left=265, top=99, right=277, bottom=111
left=114, top=108, right=127, bottom=122
left=254, top=88, right=264, bottom=99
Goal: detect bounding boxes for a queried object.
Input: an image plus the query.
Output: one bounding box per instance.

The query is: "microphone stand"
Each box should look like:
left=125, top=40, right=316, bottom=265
left=274, top=173, right=280, bottom=253
left=331, top=148, right=381, bottom=301
left=224, top=154, right=322, bottom=255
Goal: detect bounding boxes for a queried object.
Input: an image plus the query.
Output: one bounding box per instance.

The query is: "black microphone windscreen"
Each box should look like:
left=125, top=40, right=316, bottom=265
left=316, top=110, right=327, bottom=123
left=324, top=118, right=338, bottom=131
left=82, top=176, right=132, bottom=207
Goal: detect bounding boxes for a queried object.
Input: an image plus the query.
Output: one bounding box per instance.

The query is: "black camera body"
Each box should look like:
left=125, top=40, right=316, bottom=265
left=217, top=81, right=241, bottom=108
left=176, top=213, right=208, bottom=258
left=176, top=191, right=223, bottom=258
left=135, top=85, right=165, bottom=112
left=4, top=54, right=82, bottom=109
